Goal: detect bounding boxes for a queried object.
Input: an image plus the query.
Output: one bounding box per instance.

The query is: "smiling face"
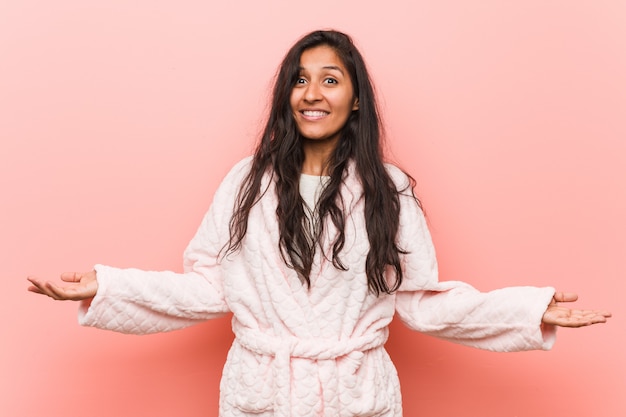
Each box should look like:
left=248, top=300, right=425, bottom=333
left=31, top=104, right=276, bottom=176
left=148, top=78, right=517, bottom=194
left=290, top=45, right=359, bottom=149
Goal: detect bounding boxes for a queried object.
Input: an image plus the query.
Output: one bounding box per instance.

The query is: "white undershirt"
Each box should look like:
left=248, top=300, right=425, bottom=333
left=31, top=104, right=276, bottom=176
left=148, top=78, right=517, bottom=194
left=299, top=173, right=330, bottom=211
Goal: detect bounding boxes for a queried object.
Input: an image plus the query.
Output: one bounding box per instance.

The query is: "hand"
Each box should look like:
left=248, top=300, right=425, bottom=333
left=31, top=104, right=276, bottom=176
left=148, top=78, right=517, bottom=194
left=542, top=291, right=611, bottom=328
left=27, top=271, right=98, bottom=301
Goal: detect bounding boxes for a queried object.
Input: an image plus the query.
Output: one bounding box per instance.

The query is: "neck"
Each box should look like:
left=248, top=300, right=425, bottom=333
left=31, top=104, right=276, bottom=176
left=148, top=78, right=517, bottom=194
left=301, top=137, right=338, bottom=175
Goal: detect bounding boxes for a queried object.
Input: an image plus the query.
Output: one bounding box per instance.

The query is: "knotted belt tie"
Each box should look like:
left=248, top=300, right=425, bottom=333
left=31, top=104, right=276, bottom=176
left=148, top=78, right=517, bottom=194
left=234, top=327, right=389, bottom=417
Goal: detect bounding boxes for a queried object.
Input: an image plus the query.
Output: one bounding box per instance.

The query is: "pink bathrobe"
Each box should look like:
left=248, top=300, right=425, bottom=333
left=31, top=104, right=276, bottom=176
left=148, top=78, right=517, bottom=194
left=79, top=157, right=556, bottom=417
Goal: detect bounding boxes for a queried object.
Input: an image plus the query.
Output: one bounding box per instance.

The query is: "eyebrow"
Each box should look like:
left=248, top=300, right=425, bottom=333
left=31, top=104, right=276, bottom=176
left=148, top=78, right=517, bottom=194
left=299, top=65, right=345, bottom=75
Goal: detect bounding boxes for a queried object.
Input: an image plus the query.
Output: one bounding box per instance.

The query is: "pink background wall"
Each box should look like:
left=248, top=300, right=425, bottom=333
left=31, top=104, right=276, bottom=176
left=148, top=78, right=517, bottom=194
left=2, top=1, right=624, bottom=416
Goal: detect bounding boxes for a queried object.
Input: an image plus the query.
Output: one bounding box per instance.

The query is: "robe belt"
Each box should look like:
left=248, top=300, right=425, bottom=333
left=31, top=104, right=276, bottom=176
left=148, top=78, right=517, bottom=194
left=234, top=327, right=389, bottom=417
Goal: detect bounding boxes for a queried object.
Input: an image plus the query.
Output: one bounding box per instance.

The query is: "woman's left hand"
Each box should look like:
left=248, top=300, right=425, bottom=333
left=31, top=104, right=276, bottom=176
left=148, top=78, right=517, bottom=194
left=542, top=291, right=611, bottom=327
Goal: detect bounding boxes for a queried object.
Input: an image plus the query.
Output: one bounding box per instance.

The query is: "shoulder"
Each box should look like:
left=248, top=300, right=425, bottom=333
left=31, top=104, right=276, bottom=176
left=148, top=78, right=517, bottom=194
left=227, top=155, right=255, bottom=179
left=384, top=162, right=412, bottom=192
left=208, top=156, right=254, bottom=205
left=217, top=156, right=255, bottom=188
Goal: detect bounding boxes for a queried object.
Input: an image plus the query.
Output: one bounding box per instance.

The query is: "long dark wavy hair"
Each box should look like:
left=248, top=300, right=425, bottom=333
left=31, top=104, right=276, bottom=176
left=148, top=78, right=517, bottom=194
left=225, top=30, right=417, bottom=295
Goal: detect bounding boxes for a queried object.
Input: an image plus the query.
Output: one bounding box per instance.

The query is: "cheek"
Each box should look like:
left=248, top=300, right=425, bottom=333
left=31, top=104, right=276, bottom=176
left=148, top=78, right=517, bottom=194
left=333, top=90, right=356, bottom=112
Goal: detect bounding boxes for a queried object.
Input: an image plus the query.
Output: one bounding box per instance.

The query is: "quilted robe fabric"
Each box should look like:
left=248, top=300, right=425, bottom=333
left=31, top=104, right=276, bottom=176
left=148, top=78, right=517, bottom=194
left=78, top=157, right=556, bottom=417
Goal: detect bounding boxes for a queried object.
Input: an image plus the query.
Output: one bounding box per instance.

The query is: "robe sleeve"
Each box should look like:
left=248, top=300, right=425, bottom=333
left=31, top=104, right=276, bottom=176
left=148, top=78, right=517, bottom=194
left=77, top=157, right=252, bottom=334
left=389, top=167, right=556, bottom=352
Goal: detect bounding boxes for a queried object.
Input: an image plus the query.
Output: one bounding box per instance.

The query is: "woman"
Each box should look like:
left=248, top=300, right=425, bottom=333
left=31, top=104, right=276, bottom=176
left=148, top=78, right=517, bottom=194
left=28, top=30, right=610, bottom=417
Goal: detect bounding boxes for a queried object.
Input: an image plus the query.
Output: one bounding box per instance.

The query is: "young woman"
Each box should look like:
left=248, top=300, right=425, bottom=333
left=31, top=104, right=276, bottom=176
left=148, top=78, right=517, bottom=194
left=27, top=30, right=610, bottom=417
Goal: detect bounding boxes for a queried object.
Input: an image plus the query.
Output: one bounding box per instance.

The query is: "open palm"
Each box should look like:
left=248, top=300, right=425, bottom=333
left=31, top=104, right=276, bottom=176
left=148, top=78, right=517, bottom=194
left=542, top=291, right=611, bottom=327
left=27, top=271, right=98, bottom=301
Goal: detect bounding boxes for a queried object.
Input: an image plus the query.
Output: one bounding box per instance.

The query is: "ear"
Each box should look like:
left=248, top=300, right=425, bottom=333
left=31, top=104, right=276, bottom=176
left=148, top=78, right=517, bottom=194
left=352, top=97, right=359, bottom=111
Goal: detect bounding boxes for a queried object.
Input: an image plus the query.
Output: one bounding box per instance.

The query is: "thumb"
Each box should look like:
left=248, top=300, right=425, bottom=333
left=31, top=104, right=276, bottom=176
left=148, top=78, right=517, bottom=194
left=60, top=272, right=83, bottom=283
left=552, top=291, right=578, bottom=303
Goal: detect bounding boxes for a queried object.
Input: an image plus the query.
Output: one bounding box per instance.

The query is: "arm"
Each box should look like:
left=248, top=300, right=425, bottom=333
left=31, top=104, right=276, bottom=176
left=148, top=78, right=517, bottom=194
left=78, top=263, right=229, bottom=334
left=27, top=158, right=254, bottom=334
left=396, top=281, right=558, bottom=352
left=388, top=168, right=610, bottom=352
left=28, top=260, right=229, bottom=335
left=27, top=204, right=230, bottom=334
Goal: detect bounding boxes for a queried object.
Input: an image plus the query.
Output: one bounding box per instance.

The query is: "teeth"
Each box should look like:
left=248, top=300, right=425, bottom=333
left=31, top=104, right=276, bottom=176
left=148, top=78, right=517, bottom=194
left=303, top=111, right=328, bottom=117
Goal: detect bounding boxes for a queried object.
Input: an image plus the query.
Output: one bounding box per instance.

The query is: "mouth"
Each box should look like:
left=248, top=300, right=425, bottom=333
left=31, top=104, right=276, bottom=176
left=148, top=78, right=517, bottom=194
left=300, top=110, right=329, bottom=119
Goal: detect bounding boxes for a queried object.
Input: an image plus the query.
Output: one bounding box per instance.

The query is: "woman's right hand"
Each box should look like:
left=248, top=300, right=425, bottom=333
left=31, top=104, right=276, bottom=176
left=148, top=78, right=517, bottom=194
left=27, top=271, right=98, bottom=301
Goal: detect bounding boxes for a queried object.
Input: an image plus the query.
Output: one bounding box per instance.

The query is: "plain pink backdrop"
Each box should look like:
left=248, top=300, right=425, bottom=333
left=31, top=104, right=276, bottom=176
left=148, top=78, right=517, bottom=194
left=2, top=1, right=624, bottom=416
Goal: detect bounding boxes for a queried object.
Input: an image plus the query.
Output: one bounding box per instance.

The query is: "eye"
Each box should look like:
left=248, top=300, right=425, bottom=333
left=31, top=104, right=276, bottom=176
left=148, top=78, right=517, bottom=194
left=324, top=78, right=338, bottom=84
left=295, top=77, right=307, bottom=85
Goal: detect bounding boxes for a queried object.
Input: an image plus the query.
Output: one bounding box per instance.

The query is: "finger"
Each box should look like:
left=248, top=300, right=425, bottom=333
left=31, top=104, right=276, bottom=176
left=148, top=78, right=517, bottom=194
left=564, top=307, right=612, bottom=323
left=60, top=272, right=82, bottom=283
left=589, top=315, right=610, bottom=324
left=27, top=277, right=50, bottom=295
left=574, top=314, right=609, bottom=326
left=27, top=276, right=43, bottom=286
left=27, top=278, right=61, bottom=300
left=558, top=310, right=611, bottom=327
left=581, top=310, right=612, bottom=320
left=553, top=291, right=578, bottom=303
left=554, top=316, right=596, bottom=327
left=27, top=283, right=45, bottom=295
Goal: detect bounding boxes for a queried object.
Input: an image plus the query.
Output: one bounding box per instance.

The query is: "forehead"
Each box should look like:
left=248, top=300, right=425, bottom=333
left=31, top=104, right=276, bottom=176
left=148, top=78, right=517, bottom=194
left=299, top=45, right=346, bottom=72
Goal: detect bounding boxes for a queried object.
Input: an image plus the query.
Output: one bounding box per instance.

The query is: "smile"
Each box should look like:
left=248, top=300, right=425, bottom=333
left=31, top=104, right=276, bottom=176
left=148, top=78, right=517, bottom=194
left=301, top=110, right=329, bottom=118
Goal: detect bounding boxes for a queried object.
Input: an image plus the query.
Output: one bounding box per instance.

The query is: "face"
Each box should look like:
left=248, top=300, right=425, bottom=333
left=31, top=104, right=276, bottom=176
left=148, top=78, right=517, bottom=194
left=290, top=45, right=359, bottom=146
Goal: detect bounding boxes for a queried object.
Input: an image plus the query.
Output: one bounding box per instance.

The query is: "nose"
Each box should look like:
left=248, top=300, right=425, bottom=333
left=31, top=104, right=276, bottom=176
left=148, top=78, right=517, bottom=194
left=303, top=82, right=322, bottom=103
